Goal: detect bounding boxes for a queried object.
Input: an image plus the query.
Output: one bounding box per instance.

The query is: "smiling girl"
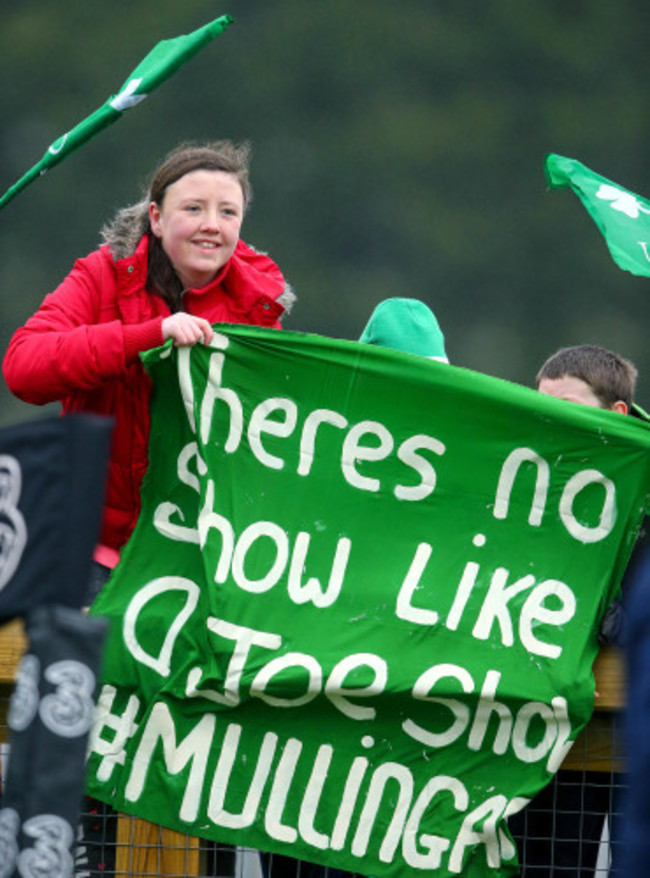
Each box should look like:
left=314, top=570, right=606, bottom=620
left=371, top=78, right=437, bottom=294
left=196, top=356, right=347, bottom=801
left=3, top=140, right=295, bottom=591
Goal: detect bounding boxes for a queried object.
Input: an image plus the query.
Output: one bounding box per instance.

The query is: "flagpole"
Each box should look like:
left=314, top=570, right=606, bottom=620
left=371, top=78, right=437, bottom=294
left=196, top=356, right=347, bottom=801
left=0, top=14, right=234, bottom=211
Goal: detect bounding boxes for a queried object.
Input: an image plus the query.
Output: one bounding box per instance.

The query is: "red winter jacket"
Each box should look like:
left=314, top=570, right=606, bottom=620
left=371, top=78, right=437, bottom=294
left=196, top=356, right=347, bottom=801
left=3, top=234, right=293, bottom=556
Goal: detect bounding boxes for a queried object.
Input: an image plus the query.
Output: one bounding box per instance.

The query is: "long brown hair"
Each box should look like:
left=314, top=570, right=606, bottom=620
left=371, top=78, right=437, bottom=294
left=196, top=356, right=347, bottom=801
left=146, top=141, right=252, bottom=311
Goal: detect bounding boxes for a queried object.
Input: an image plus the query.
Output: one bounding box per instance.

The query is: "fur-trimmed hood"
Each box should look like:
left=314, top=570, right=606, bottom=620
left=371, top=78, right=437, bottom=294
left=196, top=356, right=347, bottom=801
left=100, top=200, right=150, bottom=261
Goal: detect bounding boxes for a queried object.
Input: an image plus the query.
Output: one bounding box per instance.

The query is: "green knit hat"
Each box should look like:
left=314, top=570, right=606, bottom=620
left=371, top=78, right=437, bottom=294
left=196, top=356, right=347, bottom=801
left=359, top=298, right=449, bottom=362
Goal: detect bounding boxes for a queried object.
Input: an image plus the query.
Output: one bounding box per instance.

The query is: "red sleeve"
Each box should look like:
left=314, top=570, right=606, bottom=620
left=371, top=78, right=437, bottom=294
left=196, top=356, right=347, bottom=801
left=2, top=250, right=164, bottom=405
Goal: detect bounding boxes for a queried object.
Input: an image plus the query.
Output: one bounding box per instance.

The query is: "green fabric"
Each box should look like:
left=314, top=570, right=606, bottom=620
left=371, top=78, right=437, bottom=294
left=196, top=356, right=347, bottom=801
left=545, top=152, right=650, bottom=277
left=0, top=15, right=233, bottom=211
left=87, top=326, right=650, bottom=877
left=359, top=298, right=448, bottom=361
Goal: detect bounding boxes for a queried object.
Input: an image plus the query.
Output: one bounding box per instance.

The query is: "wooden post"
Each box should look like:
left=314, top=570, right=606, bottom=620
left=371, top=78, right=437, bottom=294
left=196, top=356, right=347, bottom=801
left=115, top=814, right=201, bottom=876
left=0, top=618, right=26, bottom=745
left=561, top=645, right=625, bottom=773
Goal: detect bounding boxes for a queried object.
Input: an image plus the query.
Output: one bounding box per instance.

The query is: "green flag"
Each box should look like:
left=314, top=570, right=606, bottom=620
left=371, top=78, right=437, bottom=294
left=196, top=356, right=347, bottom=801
left=0, top=15, right=234, bottom=211
left=545, top=152, right=650, bottom=277
left=87, top=326, right=650, bottom=877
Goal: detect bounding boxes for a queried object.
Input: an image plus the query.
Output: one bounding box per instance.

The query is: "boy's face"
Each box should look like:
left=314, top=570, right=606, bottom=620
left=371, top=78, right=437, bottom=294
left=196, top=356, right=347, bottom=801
left=537, top=375, right=604, bottom=408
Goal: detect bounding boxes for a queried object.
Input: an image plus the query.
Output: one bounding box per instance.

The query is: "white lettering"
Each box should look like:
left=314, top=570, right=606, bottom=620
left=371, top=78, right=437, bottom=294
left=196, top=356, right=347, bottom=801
left=445, top=562, right=480, bottom=631
left=395, top=434, right=446, bottom=501
left=231, top=521, right=289, bottom=593
left=325, top=653, right=388, bottom=720
left=547, top=696, right=574, bottom=772
left=402, top=776, right=467, bottom=869
left=467, top=670, right=512, bottom=755
left=123, top=577, right=199, bottom=676
left=403, top=664, right=474, bottom=747
left=251, top=652, right=322, bottom=708
left=248, top=398, right=298, bottom=469
left=208, top=725, right=277, bottom=828
left=449, top=794, right=506, bottom=872
left=186, top=617, right=281, bottom=707
left=198, top=480, right=235, bottom=582
left=298, top=744, right=333, bottom=849
left=200, top=350, right=244, bottom=450
left=287, top=532, right=351, bottom=608
left=351, top=762, right=413, bottom=862
left=472, top=568, right=536, bottom=646
left=396, top=543, right=439, bottom=625
left=519, top=580, right=576, bottom=658
left=329, top=754, right=370, bottom=850
left=265, top=738, right=302, bottom=843
left=125, top=702, right=214, bottom=822
left=493, top=448, right=549, bottom=526
left=512, top=701, right=557, bottom=763
left=559, top=469, right=616, bottom=543
left=298, top=409, right=348, bottom=477
left=341, top=421, right=394, bottom=492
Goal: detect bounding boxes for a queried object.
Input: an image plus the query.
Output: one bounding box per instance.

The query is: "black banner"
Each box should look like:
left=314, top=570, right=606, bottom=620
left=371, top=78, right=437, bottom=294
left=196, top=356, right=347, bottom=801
left=0, top=415, right=112, bottom=621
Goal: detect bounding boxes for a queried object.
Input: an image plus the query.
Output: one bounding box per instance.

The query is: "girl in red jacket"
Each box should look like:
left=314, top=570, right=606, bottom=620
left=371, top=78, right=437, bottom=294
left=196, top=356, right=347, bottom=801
left=3, top=140, right=294, bottom=600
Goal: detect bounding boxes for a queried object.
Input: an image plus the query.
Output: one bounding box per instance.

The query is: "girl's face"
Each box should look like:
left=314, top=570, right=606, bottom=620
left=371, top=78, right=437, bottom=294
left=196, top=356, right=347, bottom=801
left=149, top=169, right=244, bottom=289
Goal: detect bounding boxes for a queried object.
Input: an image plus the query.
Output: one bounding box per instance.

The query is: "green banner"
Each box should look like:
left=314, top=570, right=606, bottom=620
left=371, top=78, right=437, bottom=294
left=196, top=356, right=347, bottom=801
left=86, top=326, right=650, bottom=876
left=545, top=152, right=650, bottom=277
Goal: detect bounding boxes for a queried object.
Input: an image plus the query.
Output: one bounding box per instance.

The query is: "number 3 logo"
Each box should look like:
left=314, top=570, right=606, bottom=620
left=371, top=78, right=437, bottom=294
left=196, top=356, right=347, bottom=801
left=40, top=661, right=96, bottom=738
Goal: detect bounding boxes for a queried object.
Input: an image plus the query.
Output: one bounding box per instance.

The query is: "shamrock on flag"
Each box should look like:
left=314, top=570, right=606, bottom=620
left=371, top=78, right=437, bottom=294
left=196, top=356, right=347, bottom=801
left=594, top=184, right=650, bottom=219
left=0, top=14, right=234, bottom=211
left=544, top=152, right=650, bottom=277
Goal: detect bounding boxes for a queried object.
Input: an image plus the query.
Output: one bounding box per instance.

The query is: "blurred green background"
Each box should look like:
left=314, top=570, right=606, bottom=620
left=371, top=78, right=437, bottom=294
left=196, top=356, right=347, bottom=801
left=2, top=0, right=649, bottom=427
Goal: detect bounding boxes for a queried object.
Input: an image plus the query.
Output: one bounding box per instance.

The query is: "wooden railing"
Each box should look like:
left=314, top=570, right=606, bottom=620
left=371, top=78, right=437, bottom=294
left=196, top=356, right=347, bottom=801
left=0, top=617, right=626, bottom=875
